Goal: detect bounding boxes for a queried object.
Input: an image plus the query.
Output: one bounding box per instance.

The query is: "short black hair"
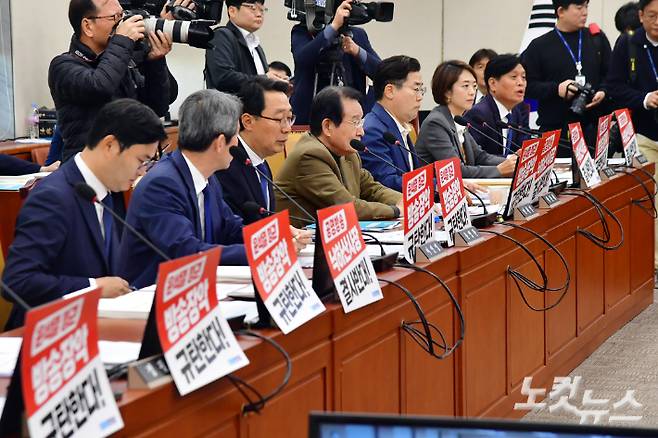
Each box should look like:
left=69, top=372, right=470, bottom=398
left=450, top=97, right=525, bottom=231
left=616, top=2, right=641, bottom=32
left=639, top=0, right=656, bottom=11
left=373, top=55, right=421, bottom=101
left=553, top=0, right=588, bottom=14
left=68, top=0, right=98, bottom=36
left=484, top=54, right=522, bottom=90
left=268, top=61, right=292, bottom=78
left=87, top=99, right=167, bottom=151
left=238, top=76, right=290, bottom=127
left=226, top=0, right=264, bottom=7
left=468, top=48, right=498, bottom=68
left=310, top=86, right=363, bottom=137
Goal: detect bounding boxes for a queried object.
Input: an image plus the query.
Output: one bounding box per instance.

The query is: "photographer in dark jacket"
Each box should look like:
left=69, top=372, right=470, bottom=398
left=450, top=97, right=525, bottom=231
left=49, top=0, right=174, bottom=162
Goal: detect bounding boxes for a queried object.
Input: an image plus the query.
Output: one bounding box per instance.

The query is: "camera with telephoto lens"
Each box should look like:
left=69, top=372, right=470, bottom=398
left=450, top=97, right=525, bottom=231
left=284, top=0, right=393, bottom=33
left=120, top=0, right=223, bottom=21
left=568, top=81, right=596, bottom=115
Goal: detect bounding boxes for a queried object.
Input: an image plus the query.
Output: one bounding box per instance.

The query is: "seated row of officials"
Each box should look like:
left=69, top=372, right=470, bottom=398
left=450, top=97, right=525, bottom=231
left=1, top=54, right=529, bottom=328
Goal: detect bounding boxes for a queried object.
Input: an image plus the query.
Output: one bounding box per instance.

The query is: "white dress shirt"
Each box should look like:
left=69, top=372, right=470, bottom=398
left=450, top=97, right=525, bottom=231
left=492, top=96, right=513, bottom=155
left=182, top=153, right=210, bottom=240
left=236, top=24, right=265, bottom=75
left=239, top=135, right=270, bottom=209
left=384, top=108, right=414, bottom=169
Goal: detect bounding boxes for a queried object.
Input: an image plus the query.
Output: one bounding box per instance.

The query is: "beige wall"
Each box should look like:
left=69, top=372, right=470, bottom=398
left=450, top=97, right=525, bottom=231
left=10, top=0, right=629, bottom=136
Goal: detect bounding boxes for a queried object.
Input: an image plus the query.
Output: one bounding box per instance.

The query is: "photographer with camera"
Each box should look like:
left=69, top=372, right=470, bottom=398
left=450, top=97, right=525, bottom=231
left=290, top=0, right=381, bottom=125
left=521, top=0, right=611, bottom=156
left=49, top=0, right=180, bottom=162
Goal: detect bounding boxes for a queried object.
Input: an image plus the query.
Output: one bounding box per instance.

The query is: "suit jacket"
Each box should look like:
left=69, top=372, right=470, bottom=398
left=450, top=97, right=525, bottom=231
left=290, top=24, right=381, bottom=124
left=0, top=154, right=41, bottom=176
left=415, top=105, right=505, bottom=179
left=361, top=103, right=419, bottom=191
left=463, top=94, right=530, bottom=155
left=205, top=21, right=268, bottom=94
left=215, top=140, right=275, bottom=224
left=1, top=160, right=118, bottom=328
left=274, top=133, right=401, bottom=228
left=117, top=150, right=247, bottom=289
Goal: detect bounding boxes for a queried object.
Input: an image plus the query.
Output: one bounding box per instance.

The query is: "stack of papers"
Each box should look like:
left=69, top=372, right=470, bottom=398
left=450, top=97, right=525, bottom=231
left=217, top=266, right=252, bottom=283
left=306, top=220, right=400, bottom=232
left=0, top=172, right=49, bottom=191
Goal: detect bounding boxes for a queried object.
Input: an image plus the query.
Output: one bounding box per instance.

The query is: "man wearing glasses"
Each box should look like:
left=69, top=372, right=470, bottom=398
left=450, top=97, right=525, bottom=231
left=1, top=99, right=167, bottom=329
left=275, top=86, right=402, bottom=228
left=49, top=0, right=178, bottom=162
left=361, top=55, right=424, bottom=192
left=205, top=0, right=284, bottom=94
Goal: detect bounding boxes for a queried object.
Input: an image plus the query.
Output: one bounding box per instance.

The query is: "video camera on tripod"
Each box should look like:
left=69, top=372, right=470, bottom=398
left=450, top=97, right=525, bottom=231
left=284, top=0, right=393, bottom=33
left=119, top=0, right=223, bottom=48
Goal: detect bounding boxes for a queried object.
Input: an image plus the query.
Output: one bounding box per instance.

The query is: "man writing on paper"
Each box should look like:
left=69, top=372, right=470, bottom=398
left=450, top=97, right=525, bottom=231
left=275, top=86, right=402, bottom=228
left=118, top=90, right=248, bottom=289
left=2, top=99, right=166, bottom=329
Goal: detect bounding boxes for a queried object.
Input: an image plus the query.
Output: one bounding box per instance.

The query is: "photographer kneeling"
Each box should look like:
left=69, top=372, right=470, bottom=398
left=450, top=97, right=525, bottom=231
left=50, top=0, right=180, bottom=162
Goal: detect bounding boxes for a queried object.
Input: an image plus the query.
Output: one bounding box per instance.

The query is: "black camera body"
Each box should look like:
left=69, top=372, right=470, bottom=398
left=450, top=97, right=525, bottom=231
left=119, top=0, right=223, bottom=22
left=285, top=0, right=393, bottom=33
left=568, top=82, right=596, bottom=115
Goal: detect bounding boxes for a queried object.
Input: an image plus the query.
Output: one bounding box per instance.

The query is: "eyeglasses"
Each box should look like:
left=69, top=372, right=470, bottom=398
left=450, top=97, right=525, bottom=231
left=240, top=3, right=268, bottom=14
left=259, top=114, right=296, bottom=127
left=139, top=143, right=170, bottom=171
left=87, top=11, right=124, bottom=23
left=643, top=12, right=658, bottom=23
left=344, top=119, right=365, bottom=129
left=409, top=85, right=427, bottom=97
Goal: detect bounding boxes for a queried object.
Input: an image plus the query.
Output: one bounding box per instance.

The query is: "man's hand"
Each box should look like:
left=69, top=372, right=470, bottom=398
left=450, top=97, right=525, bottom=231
left=116, top=15, right=145, bottom=42
left=558, top=79, right=576, bottom=100
left=330, top=0, right=352, bottom=31
left=95, top=276, right=131, bottom=298
left=160, top=0, right=196, bottom=20
left=266, top=69, right=289, bottom=82
left=290, top=226, right=313, bottom=253
left=496, top=154, right=517, bottom=177
left=395, top=199, right=404, bottom=216
left=147, top=30, right=173, bottom=60
left=645, top=91, right=658, bottom=109
left=341, top=35, right=360, bottom=57
left=40, top=161, right=60, bottom=173
left=585, top=91, right=605, bottom=109
left=463, top=180, right=488, bottom=195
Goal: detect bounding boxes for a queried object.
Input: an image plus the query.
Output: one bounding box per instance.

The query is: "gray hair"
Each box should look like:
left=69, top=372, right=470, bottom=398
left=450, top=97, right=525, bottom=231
left=177, top=89, right=243, bottom=152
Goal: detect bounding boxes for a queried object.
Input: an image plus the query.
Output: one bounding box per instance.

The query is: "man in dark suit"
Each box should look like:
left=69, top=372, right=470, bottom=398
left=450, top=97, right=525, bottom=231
left=464, top=54, right=530, bottom=156
left=1, top=99, right=166, bottom=328
left=118, top=90, right=248, bottom=289
left=205, top=0, right=282, bottom=94
left=290, top=0, right=381, bottom=124
left=361, top=55, right=423, bottom=191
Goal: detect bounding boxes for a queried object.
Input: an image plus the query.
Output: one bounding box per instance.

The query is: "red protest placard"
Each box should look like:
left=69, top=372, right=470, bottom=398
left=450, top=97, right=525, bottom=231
left=317, top=202, right=382, bottom=313
left=594, top=114, right=613, bottom=169
left=504, top=138, right=541, bottom=217
left=435, top=157, right=470, bottom=245
left=569, top=122, right=601, bottom=187
left=22, top=289, right=123, bottom=437
left=614, top=108, right=639, bottom=165
left=243, top=211, right=325, bottom=334
left=531, top=130, right=561, bottom=200
left=402, top=164, right=434, bottom=262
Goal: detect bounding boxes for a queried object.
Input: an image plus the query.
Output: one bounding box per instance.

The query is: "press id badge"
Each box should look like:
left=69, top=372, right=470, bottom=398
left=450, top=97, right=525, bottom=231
left=575, top=74, right=587, bottom=86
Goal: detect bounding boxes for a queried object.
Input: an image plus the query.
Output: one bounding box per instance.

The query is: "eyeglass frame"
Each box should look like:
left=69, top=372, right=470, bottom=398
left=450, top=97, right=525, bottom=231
left=86, top=11, right=124, bottom=23
left=257, top=114, right=296, bottom=127
left=238, top=3, right=268, bottom=13
left=343, top=118, right=364, bottom=129
left=138, top=143, right=171, bottom=171
left=388, top=79, right=427, bottom=98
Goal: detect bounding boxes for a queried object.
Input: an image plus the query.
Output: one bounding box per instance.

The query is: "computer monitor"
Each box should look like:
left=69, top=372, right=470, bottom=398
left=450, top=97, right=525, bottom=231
left=309, top=412, right=658, bottom=438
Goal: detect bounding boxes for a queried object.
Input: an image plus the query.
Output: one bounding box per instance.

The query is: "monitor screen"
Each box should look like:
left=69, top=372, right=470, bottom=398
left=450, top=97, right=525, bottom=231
left=309, top=413, right=658, bottom=438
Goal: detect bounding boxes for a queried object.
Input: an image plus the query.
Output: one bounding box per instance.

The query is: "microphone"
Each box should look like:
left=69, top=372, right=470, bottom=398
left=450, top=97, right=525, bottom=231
left=74, top=183, right=171, bottom=262
left=494, top=120, right=573, bottom=151
left=242, top=201, right=315, bottom=225
left=229, top=146, right=317, bottom=224
left=350, top=139, right=407, bottom=175
left=383, top=132, right=431, bottom=166
left=453, top=116, right=516, bottom=156
left=481, top=121, right=523, bottom=151
left=0, top=279, right=31, bottom=312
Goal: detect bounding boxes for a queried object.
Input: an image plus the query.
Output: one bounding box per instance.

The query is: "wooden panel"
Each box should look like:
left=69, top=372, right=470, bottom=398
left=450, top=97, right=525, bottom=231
left=576, top=221, right=605, bottom=333
left=630, top=201, right=654, bottom=293
left=464, top=276, right=507, bottom=417
left=339, top=331, right=400, bottom=413
left=403, top=302, right=455, bottom=416
left=546, top=237, right=577, bottom=358
left=508, top=258, right=545, bottom=388
left=605, top=206, right=631, bottom=310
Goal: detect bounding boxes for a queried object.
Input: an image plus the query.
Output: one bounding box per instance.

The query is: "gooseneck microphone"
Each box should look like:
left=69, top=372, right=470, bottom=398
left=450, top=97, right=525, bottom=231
left=494, top=120, right=573, bottom=152
left=453, top=116, right=516, bottom=156
left=242, top=201, right=315, bottom=225
left=0, top=279, right=31, bottom=312
left=229, top=146, right=317, bottom=224
left=481, top=121, right=523, bottom=151
left=350, top=139, right=407, bottom=174
left=383, top=131, right=428, bottom=166
left=74, top=183, right=172, bottom=262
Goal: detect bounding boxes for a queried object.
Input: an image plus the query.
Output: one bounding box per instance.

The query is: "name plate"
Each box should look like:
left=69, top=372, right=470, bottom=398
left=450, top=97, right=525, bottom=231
left=634, top=153, right=649, bottom=166
left=599, top=167, right=616, bottom=180
left=417, top=240, right=444, bottom=262
left=514, top=204, right=538, bottom=220
left=454, top=226, right=481, bottom=247
left=539, top=192, right=560, bottom=209
left=128, top=355, right=172, bottom=390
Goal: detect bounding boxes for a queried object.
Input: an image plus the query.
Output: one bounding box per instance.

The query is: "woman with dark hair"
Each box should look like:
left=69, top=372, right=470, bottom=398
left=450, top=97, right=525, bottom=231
left=415, top=60, right=517, bottom=178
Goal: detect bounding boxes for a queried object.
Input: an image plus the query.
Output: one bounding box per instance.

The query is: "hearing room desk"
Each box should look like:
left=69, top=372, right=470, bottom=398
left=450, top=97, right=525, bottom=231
left=1, top=165, right=654, bottom=437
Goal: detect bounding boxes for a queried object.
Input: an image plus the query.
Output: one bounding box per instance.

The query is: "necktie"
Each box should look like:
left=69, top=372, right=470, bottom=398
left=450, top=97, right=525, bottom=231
left=202, top=185, right=213, bottom=244
left=407, top=134, right=416, bottom=170
left=101, top=194, right=114, bottom=268
left=505, top=113, right=513, bottom=153
left=256, top=162, right=270, bottom=210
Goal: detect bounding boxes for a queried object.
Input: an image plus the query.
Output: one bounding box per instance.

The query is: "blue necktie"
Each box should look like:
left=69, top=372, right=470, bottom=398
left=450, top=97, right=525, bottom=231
left=505, top=113, right=514, bottom=153
left=256, top=162, right=270, bottom=210
left=101, top=194, right=113, bottom=269
left=407, top=135, right=416, bottom=169
left=202, top=185, right=213, bottom=243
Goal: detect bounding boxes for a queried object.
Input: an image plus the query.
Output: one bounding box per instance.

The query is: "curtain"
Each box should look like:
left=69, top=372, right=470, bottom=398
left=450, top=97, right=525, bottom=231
left=0, top=0, right=14, bottom=139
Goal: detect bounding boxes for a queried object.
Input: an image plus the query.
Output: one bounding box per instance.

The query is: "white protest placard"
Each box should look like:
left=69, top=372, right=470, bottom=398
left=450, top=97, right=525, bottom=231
left=594, top=114, right=613, bottom=170
left=531, top=130, right=561, bottom=201
left=435, top=157, right=470, bottom=246
left=504, top=138, right=541, bottom=217
left=614, top=108, right=639, bottom=166
left=402, top=164, right=435, bottom=262
left=569, top=122, right=601, bottom=188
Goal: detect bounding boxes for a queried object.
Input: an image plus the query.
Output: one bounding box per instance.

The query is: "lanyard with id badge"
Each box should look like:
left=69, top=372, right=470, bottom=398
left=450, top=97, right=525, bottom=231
left=555, top=28, right=587, bottom=86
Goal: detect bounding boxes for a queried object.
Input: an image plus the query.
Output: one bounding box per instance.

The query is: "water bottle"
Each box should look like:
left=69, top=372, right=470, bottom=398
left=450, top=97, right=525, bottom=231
left=27, top=104, right=40, bottom=139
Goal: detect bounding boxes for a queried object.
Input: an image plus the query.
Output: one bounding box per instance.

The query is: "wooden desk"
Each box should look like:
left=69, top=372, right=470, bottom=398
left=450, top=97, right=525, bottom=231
left=1, top=167, right=654, bottom=437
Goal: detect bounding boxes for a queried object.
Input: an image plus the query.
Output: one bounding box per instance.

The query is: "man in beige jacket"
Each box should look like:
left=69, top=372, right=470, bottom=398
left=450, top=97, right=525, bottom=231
left=275, top=86, right=402, bottom=227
